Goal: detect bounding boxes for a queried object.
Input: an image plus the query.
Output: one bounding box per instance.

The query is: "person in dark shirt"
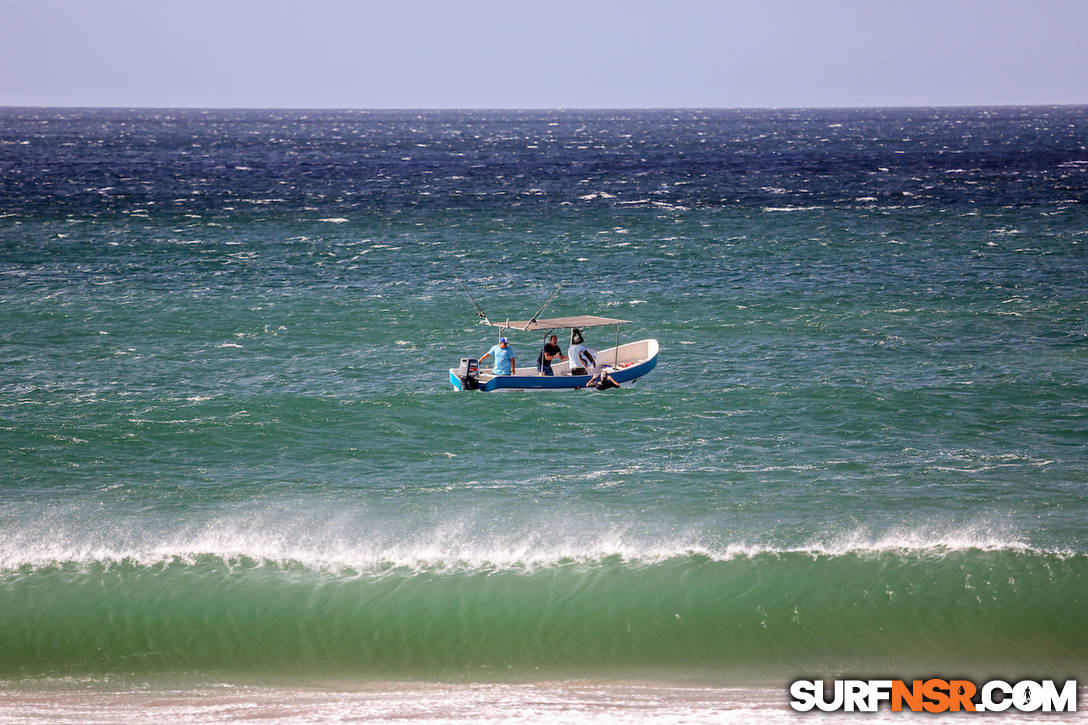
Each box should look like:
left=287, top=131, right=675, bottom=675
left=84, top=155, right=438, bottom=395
left=586, top=368, right=620, bottom=391
left=536, top=334, right=566, bottom=376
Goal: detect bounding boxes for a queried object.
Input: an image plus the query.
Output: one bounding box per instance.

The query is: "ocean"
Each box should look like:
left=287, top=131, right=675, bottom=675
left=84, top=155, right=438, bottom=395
left=0, top=106, right=1085, bottom=722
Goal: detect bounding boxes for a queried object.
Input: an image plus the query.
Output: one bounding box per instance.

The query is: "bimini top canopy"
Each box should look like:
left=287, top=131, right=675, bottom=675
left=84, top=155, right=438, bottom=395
left=486, top=315, right=630, bottom=332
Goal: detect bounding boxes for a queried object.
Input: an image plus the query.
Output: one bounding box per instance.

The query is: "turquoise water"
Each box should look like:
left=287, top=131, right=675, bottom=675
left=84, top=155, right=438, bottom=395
left=0, top=108, right=1086, bottom=683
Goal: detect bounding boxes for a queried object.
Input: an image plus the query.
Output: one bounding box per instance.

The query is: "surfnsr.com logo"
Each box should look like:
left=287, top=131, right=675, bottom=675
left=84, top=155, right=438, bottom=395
left=789, top=679, right=1077, bottom=713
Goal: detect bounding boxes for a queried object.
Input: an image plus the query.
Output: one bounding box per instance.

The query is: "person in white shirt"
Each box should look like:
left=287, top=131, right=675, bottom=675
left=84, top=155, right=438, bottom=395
left=567, top=328, right=598, bottom=375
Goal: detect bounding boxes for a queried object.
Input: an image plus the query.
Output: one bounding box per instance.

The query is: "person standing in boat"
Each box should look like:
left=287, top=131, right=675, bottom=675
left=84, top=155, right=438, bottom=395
left=536, top=334, right=566, bottom=376
left=567, top=329, right=598, bottom=375
left=479, top=336, right=516, bottom=376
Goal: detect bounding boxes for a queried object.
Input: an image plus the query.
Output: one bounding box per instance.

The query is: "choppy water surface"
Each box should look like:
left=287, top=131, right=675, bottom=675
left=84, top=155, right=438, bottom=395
left=1, top=108, right=1086, bottom=710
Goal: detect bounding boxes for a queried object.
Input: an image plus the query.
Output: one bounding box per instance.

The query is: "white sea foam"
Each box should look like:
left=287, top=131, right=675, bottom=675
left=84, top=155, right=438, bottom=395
left=0, top=502, right=1065, bottom=576
left=0, top=681, right=807, bottom=725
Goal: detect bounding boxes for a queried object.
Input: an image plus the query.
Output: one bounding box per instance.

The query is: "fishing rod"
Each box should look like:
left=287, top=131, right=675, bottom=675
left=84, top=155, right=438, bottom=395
left=457, top=279, right=491, bottom=325
left=523, top=285, right=562, bottom=331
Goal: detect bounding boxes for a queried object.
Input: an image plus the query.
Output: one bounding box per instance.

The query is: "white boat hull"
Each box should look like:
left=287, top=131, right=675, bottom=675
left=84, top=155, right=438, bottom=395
left=449, top=339, right=659, bottom=391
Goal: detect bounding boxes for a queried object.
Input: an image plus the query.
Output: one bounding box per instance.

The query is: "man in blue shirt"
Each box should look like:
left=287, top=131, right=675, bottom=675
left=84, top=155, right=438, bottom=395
left=479, top=336, right=516, bottom=375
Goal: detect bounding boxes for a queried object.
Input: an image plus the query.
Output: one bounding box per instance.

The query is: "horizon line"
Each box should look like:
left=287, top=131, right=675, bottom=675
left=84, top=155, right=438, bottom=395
left=2, top=102, right=1087, bottom=114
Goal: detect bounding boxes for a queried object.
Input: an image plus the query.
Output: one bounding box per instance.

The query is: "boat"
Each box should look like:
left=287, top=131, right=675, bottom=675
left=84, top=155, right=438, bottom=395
left=449, top=316, right=659, bottom=391
left=448, top=285, right=659, bottom=391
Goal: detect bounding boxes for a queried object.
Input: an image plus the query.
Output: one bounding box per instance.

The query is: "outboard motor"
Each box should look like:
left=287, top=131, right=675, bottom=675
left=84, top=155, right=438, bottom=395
left=457, top=358, right=479, bottom=390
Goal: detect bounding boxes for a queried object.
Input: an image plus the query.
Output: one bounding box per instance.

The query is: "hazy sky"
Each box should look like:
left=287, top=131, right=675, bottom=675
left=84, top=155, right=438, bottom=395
left=2, top=0, right=1086, bottom=109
